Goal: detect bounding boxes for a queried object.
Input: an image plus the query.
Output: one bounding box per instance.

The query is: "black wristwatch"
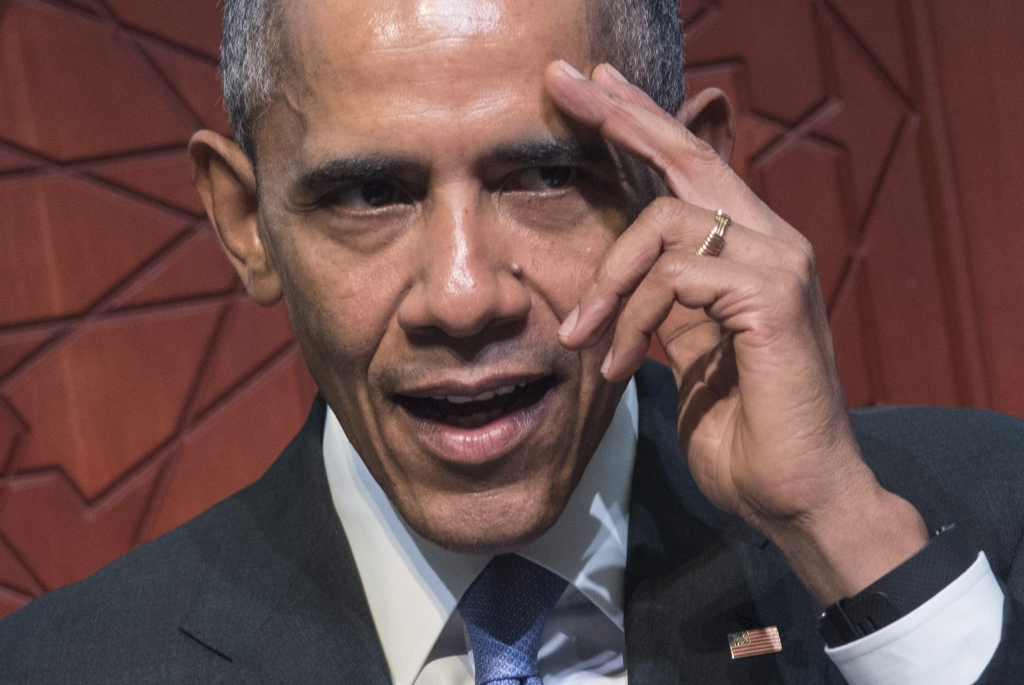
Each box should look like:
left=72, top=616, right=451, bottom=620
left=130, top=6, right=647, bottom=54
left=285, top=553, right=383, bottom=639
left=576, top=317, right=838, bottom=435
left=818, top=523, right=977, bottom=648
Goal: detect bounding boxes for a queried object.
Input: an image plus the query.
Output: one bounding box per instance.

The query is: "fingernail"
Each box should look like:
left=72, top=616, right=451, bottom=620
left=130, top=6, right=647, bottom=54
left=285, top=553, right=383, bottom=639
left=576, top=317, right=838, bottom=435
left=558, top=305, right=580, bottom=339
left=601, top=348, right=614, bottom=375
left=559, top=60, right=587, bottom=80
left=605, top=64, right=629, bottom=83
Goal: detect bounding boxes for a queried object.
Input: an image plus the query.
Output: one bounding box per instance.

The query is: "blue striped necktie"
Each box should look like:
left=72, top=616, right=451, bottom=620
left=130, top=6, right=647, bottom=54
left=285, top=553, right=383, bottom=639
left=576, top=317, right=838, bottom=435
left=457, top=553, right=568, bottom=685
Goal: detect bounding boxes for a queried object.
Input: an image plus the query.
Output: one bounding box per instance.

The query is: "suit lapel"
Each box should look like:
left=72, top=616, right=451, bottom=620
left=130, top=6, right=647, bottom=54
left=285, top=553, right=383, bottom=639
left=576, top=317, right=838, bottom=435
left=625, top=361, right=790, bottom=685
left=178, top=396, right=392, bottom=684
left=175, top=363, right=820, bottom=684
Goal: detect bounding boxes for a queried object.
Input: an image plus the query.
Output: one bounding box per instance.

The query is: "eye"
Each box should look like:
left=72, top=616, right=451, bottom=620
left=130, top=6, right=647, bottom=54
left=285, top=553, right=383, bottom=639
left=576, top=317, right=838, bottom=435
left=321, top=178, right=406, bottom=209
left=360, top=178, right=398, bottom=206
left=511, top=166, right=578, bottom=192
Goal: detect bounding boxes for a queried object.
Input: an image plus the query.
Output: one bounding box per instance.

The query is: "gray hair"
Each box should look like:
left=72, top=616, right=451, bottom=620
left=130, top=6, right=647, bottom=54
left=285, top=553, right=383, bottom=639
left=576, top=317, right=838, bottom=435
left=221, top=0, right=282, bottom=162
left=221, top=0, right=684, bottom=162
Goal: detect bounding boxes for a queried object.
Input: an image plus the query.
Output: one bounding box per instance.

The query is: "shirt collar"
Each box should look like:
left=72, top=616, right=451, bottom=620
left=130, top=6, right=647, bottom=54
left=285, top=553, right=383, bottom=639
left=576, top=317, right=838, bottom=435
left=323, top=380, right=638, bottom=685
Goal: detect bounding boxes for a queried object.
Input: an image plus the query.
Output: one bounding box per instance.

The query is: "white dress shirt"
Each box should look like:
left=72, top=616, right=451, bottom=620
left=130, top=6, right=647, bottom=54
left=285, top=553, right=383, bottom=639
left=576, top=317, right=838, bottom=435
left=322, top=382, right=1004, bottom=685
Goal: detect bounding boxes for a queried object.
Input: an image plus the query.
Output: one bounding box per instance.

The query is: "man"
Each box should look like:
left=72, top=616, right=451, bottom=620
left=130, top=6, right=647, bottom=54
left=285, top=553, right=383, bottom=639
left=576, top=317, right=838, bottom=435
left=1, top=0, right=1022, bottom=683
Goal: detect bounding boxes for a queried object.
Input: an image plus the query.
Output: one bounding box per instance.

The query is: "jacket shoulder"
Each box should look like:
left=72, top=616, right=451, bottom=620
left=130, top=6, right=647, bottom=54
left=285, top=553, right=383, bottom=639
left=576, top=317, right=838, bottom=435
left=0, top=493, right=244, bottom=682
left=851, top=404, right=1024, bottom=461
left=851, top=405, right=1024, bottom=579
left=0, top=397, right=330, bottom=683
left=850, top=404, right=1024, bottom=492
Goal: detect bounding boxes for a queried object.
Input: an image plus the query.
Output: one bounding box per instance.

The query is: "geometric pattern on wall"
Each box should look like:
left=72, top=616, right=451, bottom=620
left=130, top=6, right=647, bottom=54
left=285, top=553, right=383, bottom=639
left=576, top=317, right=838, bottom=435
left=0, top=0, right=316, bottom=618
left=680, top=0, right=989, bottom=411
left=0, top=0, right=1018, bottom=619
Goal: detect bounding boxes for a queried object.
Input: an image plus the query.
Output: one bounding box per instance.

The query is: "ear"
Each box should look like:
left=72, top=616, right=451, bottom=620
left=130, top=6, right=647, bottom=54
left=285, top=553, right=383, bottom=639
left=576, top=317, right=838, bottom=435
left=677, top=87, right=736, bottom=164
left=188, top=130, right=282, bottom=306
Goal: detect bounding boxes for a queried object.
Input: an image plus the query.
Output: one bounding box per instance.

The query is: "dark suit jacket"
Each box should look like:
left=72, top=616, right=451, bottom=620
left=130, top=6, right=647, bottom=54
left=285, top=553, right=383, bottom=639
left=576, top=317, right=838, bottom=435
left=2, top=361, right=1022, bottom=684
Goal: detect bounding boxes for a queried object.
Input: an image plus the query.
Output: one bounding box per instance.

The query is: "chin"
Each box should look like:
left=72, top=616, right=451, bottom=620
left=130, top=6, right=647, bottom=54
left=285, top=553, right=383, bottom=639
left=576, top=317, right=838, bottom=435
left=398, top=481, right=569, bottom=556
left=332, top=340, right=623, bottom=556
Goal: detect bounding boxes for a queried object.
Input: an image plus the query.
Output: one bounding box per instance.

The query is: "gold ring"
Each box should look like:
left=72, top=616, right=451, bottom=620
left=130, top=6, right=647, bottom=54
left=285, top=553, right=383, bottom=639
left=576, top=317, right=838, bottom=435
left=697, top=210, right=730, bottom=257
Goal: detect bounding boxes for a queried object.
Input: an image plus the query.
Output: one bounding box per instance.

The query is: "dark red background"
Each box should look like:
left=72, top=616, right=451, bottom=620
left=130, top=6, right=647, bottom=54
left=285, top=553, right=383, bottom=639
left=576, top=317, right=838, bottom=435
left=1, top=0, right=1021, bottom=617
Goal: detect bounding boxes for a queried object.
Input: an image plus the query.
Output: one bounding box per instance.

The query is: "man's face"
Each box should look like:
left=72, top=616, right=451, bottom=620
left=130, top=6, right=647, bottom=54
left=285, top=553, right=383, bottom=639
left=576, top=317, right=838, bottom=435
left=255, top=0, right=634, bottom=552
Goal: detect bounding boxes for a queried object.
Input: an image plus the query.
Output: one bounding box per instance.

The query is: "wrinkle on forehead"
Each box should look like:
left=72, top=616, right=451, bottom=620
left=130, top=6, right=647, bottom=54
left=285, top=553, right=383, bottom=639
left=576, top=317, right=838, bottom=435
left=267, top=0, right=592, bottom=174
left=286, top=0, right=565, bottom=63
left=372, top=0, right=517, bottom=46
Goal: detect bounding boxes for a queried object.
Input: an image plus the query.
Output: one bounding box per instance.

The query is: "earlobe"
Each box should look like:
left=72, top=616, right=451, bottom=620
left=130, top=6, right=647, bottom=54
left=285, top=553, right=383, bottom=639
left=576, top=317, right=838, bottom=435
left=188, top=130, right=282, bottom=306
left=677, top=88, right=736, bottom=164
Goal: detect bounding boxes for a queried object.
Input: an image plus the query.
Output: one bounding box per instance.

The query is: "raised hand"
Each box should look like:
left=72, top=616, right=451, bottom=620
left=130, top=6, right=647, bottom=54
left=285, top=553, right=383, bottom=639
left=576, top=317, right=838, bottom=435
left=548, top=60, right=927, bottom=604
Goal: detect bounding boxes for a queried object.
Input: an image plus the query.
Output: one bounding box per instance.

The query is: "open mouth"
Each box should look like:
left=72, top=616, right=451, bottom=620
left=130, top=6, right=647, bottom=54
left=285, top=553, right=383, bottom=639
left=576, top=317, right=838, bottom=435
left=395, top=375, right=558, bottom=429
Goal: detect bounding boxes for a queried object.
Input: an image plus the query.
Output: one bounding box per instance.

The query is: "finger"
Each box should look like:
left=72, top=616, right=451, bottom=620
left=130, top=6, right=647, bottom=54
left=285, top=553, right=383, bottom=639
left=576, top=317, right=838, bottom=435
left=560, top=198, right=792, bottom=349
left=546, top=61, right=726, bottom=209
left=602, top=254, right=792, bottom=381
left=601, top=255, right=735, bottom=382
left=546, top=61, right=787, bottom=241
left=591, top=63, right=668, bottom=118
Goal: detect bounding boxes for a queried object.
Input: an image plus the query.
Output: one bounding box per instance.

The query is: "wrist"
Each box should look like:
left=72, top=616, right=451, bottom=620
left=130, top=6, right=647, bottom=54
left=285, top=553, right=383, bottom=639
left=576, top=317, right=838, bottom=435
left=819, top=523, right=978, bottom=647
left=764, top=484, right=929, bottom=605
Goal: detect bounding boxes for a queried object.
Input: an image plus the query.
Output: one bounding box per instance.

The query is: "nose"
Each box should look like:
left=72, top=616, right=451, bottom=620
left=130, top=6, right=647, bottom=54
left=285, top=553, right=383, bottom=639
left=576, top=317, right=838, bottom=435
left=396, top=192, right=531, bottom=339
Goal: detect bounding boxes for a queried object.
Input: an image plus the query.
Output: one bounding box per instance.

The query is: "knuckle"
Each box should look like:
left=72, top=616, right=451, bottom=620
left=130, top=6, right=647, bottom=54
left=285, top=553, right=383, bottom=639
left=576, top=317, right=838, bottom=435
left=655, top=253, right=693, bottom=285
left=641, top=196, right=684, bottom=228
left=685, top=134, right=721, bottom=164
left=670, top=119, right=720, bottom=161
left=796, top=235, right=816, bottom=265
left=784, top=237, right=817, bottom=285
left=783, top=270, right=805, bottom=297
left=794, top=233, right=815, bottom=257
left=771, top=271, right=810, bottom=317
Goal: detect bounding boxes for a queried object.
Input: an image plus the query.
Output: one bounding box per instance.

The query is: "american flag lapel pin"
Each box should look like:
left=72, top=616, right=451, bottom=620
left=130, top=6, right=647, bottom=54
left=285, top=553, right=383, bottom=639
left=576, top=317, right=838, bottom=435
left=728, top=626, right=782, bottom=659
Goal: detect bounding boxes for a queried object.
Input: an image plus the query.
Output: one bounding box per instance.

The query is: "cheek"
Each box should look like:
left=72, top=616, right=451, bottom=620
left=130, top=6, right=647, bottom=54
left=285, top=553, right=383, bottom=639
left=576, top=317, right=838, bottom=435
left=510, top=206, right=623, bottom=316
left=275, top=227, right=409, bottom=381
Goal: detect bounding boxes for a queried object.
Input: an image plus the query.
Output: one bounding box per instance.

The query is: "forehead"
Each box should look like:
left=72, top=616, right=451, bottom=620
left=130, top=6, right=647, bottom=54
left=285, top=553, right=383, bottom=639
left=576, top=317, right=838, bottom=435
left=271, top=0, right=594, bottom=167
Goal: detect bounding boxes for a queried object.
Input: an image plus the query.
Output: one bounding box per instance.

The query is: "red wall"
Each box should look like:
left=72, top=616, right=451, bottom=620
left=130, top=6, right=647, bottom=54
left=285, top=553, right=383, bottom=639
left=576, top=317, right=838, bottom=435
left=0, top=0, right=1021, bottom=617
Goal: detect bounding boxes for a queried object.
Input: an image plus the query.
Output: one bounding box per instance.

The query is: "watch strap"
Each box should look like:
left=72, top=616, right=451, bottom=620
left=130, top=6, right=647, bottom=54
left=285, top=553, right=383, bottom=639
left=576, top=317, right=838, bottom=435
left=819, top=523, right=977, bottom=648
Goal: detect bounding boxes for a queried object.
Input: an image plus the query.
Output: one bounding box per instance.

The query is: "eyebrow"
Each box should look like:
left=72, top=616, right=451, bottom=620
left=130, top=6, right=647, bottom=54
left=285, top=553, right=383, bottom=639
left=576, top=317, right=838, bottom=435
left=486, top=137, right=608, bottom=168
left=295, top=155, right=421, bottom=198
left=293, top=137, right=608, bottom=199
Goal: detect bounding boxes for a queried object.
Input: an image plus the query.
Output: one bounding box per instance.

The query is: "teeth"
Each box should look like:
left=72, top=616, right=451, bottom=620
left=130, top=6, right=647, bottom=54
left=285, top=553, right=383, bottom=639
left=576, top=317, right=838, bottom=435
left=437, top=384, right=521, bottom=404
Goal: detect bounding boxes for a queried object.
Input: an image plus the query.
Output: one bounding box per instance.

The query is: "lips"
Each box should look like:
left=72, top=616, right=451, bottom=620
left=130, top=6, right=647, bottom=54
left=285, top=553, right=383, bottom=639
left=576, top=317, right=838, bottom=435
left=393, top=375, right=559, bottom=464
left=395, top=376, right=557, bottom=428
